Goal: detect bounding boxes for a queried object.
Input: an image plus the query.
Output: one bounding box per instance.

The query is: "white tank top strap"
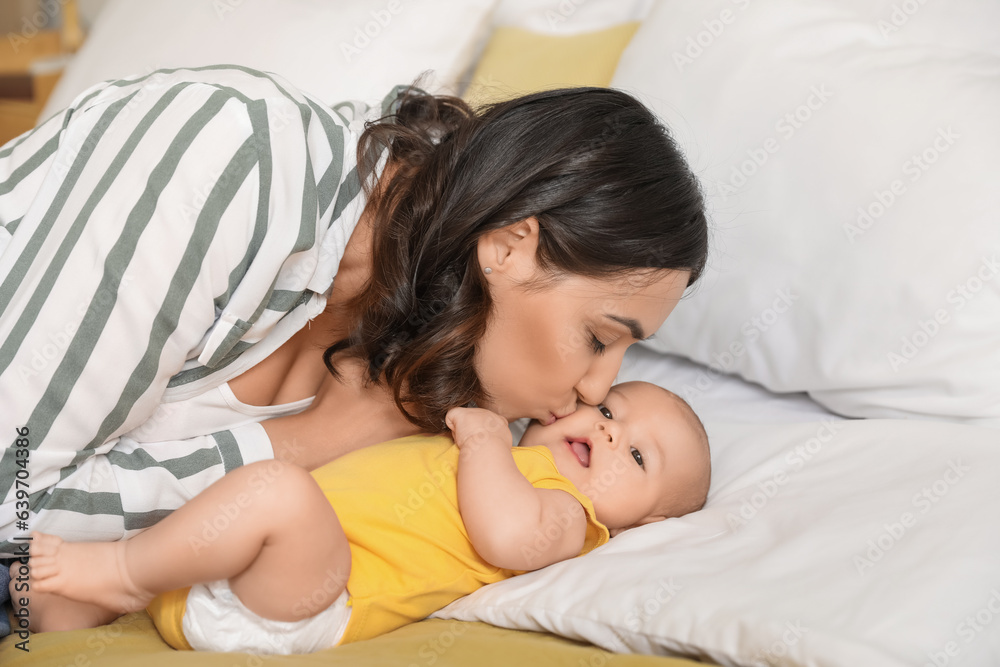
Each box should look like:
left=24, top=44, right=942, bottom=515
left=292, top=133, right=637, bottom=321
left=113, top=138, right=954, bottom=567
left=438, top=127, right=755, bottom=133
left=127, top=383, right=314, bottom=444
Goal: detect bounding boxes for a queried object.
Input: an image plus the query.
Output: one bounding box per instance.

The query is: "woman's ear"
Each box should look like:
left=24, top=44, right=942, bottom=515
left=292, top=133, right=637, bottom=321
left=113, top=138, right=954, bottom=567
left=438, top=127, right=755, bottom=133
left=476, top=217, right=540, bottom=280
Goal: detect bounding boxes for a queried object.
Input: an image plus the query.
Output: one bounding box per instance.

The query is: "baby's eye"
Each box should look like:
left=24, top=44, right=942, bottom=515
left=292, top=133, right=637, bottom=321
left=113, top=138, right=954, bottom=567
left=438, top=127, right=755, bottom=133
left=598, top=404, right=613, bottom=419
left=630, top=447, right=644, bottom=468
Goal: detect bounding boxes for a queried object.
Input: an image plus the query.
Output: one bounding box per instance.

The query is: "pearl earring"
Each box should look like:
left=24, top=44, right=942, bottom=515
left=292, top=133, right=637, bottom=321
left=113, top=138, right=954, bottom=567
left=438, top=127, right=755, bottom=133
left=483, top=267, right=493, bottom=274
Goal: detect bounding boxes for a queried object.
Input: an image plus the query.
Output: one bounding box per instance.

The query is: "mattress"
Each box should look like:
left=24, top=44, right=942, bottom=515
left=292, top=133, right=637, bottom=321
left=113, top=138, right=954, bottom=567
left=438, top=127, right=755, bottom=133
left=0, top=612, right=711, bottom=667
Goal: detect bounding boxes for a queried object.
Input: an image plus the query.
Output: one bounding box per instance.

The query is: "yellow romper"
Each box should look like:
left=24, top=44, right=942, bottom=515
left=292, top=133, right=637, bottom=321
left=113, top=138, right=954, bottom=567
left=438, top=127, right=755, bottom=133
left=148, top=435, right=609, bottom=648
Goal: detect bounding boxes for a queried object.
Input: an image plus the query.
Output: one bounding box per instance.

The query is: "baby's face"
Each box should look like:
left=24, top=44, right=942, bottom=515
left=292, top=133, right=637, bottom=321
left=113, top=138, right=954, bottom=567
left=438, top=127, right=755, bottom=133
left=520, top=381, right=707, bottom=536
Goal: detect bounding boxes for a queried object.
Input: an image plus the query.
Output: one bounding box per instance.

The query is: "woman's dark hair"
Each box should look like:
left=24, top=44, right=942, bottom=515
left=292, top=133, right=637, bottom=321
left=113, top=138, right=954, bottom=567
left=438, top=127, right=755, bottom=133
left=323, top=84, right=709, bottom=431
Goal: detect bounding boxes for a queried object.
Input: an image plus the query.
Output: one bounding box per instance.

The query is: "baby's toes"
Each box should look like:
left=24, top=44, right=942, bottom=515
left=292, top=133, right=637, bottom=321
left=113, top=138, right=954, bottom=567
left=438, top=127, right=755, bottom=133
left=30, top=562, right=62, bottom=590
left=30, top=532, right=63, bottom=558
left=30, top=562, right=63, bottom=585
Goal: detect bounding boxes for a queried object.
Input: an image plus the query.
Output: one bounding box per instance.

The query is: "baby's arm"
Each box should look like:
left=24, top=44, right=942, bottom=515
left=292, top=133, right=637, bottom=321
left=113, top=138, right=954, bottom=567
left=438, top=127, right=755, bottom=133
left=446, top=408, right=587, bottom=572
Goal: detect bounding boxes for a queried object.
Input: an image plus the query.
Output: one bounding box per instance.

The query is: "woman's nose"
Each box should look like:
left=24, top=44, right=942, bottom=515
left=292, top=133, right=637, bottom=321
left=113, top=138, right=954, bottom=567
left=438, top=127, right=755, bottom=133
left=574, top=353, right=623, bottom=407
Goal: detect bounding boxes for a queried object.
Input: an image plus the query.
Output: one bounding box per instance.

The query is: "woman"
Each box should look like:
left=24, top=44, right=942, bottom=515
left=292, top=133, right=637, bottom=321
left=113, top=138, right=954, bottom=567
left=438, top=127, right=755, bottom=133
left=0, top=66, right=707, bottom=558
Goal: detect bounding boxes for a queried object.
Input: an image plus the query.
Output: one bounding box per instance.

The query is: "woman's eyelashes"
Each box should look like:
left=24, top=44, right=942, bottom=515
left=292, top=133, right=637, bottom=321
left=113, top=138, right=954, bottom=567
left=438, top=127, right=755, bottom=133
left=589, top=332, right=607, bottom=355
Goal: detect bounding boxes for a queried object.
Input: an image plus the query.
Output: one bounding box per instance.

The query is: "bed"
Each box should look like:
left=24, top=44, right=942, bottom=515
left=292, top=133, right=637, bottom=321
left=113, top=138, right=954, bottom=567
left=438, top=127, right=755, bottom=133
left=3, top=1, right=999, bottom=665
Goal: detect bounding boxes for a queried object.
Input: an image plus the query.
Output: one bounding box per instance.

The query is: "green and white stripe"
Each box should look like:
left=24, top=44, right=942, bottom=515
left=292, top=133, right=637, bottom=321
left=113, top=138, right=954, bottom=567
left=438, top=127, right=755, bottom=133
left=0, top=66, right=403, bottom=556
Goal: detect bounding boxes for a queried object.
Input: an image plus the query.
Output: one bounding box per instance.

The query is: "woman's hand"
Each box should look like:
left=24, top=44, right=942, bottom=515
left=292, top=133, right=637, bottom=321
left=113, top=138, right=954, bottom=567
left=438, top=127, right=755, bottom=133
left=445, top=407, right=511, bottom=454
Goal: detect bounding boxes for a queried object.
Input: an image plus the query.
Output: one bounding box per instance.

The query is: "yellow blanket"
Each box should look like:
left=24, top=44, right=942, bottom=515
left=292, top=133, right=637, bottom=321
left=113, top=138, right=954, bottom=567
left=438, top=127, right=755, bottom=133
left=1, top=611, right=715, bottom=666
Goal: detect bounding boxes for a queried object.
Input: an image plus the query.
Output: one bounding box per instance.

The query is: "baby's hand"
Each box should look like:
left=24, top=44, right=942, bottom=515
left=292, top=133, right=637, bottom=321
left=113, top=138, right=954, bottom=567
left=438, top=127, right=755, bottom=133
left=445, top=407, right=511, bottom=453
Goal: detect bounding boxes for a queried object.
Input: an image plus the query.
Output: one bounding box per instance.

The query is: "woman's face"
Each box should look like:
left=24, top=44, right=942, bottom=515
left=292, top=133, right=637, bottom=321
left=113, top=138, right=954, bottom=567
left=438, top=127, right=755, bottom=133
left=474, top=219, right=690, bottom=423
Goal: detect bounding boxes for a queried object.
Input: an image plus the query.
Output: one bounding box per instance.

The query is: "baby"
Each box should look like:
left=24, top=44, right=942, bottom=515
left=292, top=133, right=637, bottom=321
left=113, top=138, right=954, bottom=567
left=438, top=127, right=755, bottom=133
left=20, top=381, right=710, bottom=653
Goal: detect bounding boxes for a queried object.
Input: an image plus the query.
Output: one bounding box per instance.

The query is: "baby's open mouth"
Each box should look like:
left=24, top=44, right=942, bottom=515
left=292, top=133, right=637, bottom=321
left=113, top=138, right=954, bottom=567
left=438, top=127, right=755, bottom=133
left=566, top=439, right=591, bottom=467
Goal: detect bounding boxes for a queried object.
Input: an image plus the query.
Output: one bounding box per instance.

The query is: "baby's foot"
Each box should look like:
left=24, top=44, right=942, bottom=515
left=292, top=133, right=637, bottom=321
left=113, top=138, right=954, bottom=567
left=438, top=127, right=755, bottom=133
left=29, top=532, right=153, bottom=614
left=9, top=567, right=119, bottom=632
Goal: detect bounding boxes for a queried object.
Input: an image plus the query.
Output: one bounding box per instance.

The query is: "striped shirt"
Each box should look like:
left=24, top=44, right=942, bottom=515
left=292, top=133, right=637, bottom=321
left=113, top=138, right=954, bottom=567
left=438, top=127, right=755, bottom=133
left=0, top=65, right=401, bottom=556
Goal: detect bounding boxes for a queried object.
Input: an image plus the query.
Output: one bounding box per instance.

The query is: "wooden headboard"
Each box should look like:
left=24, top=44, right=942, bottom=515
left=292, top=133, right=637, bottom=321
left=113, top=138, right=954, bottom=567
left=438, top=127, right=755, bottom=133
left=0, top=0, right=82, bottom=143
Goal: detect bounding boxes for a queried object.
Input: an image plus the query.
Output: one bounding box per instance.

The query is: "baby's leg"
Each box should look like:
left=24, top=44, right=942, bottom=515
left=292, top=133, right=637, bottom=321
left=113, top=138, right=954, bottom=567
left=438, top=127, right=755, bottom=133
left=30, top=460, right=351, bottom=623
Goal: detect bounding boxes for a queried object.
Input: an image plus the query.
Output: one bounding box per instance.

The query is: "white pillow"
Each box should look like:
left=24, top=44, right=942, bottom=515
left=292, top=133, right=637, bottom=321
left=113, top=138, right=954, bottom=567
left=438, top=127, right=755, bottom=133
left=435, top=417, right=1000, bottom=666
left=492, top=0, right=654, bottom=34
left=611, top=0, right=1000, bottom=428
left=41, top=0, right=498, bottom=119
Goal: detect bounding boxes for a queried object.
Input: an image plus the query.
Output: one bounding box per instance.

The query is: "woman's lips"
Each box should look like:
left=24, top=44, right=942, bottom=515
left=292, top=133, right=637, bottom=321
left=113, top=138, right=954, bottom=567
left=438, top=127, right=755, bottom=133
left=543, top=408, right=577, bottom=426
left=543, top=411, right=569, bottom=426
left=566, top=438, right=591, bottom=467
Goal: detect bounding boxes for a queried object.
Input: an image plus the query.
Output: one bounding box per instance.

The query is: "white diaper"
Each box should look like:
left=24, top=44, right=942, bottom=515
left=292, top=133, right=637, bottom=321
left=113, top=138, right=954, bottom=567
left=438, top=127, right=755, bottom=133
left=181, top=578, right=351, bottom=654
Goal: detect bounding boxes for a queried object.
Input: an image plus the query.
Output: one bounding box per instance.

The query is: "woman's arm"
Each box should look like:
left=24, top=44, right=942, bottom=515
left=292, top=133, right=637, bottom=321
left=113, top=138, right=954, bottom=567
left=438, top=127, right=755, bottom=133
left=446, top=407, right=586, bottom=572
left=0, top=67, right=364, bottom=552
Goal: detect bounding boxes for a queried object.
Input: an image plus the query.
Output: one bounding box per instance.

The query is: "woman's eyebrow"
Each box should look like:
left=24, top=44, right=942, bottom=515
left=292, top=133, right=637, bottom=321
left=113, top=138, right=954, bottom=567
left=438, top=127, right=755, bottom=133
left=604, top=314, right=649, bottom=340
